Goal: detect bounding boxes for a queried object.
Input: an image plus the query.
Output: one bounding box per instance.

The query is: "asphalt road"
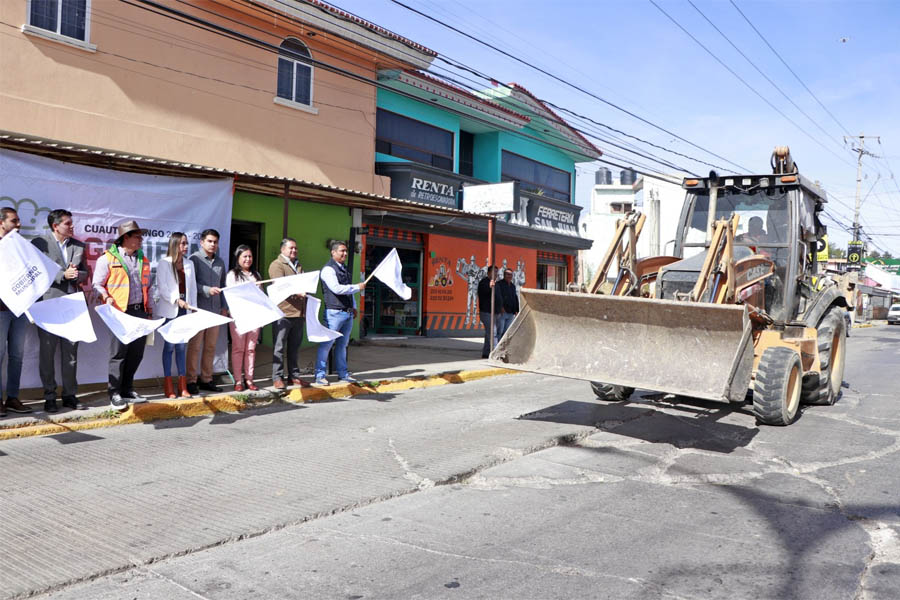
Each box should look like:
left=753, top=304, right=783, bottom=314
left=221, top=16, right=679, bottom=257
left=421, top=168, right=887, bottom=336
left=3, top=325, right=898, bottom=600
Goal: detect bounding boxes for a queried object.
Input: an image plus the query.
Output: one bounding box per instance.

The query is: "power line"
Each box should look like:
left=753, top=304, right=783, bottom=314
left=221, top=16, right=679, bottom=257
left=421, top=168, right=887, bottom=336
left=649, top=0, right=854, bottom=169
left=387, top=0, right=750, bottom=173
left=687, top=0, right=850, bottom=156
left=729, top=0, right=854, bottom=139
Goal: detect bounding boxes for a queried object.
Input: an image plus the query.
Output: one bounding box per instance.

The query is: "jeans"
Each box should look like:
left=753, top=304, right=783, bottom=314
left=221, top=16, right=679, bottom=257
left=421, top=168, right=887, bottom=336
left=497, top=312, right=516, bottom=340
left=315, top=309, right=354, bottom=380
left=161, top=309, right=187, bottom=377
left=1, top=310, right=28, bottom=399
left=480, top=311, right=501, bottom=358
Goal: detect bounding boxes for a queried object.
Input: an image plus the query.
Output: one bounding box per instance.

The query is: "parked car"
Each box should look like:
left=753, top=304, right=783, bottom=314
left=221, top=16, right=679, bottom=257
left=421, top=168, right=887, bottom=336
left=888, top=304, right=900, bottom=325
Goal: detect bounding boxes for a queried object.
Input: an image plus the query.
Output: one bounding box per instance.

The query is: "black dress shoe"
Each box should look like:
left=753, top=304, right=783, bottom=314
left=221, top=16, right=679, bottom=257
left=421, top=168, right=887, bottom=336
left=187, top=382, right=200, bottom=395
left=198, top=380, right=221, bottom=392
left=62, top=397, right=87, bottom=410
left=44, top=399, right=59, bottom=413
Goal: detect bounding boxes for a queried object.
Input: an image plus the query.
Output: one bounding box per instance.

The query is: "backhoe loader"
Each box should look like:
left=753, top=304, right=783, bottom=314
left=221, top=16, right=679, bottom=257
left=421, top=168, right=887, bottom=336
left=489, top=147, right=851, bottom=425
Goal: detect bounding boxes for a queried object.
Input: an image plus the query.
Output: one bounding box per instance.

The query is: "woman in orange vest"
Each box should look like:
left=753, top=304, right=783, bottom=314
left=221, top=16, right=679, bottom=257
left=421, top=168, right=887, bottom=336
left=91, top=220, right=154, bottom=411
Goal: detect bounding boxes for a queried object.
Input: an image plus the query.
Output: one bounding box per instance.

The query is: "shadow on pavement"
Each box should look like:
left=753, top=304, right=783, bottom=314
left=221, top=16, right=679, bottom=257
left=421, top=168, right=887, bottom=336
left=520, top=398, right=758, bottom=453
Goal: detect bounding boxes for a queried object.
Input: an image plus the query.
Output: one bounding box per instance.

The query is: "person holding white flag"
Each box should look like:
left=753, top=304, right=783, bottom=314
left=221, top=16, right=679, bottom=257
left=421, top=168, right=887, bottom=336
left=227, top=245, right=262, bottom=392
left=0, top=207, right=33, bottom=417
left=314, top=241, right=365, bottom=386
left=154, top=232, right=197, bottom=399
left=30, top=209, right=90, bottom=413
left=92, top=220, right=154, bottom=411
left=267, top=238, right=309, bottom=390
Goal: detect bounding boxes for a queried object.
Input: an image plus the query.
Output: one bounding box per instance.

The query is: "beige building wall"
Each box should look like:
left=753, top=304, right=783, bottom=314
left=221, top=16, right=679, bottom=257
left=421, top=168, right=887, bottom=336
left=0, top=0, right=415, bottom=194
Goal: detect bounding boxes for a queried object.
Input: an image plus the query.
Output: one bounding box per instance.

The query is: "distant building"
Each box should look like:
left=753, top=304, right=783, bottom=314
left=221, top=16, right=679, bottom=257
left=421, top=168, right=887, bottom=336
left=578, top=171, right=686, bottom=284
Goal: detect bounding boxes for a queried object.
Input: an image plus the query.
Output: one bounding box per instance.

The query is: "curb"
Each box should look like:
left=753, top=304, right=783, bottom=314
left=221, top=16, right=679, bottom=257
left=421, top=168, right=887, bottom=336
left=0, top=368, right=518, bottom=442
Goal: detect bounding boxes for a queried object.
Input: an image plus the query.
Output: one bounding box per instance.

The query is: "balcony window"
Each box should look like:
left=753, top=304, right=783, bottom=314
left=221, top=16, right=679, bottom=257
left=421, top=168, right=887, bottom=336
left=501, top=151, right=570, bottom=202
left=376, top=109, right=454, bottom=171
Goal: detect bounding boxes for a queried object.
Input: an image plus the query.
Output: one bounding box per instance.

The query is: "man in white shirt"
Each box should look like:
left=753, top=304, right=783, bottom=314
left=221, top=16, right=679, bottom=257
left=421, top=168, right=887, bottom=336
left=314, top=241, right=364, bottom=385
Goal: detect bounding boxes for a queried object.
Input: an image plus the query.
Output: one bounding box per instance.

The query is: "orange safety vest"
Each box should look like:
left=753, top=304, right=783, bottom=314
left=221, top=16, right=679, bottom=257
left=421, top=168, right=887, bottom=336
left=103, top=248, right=150, bottom=311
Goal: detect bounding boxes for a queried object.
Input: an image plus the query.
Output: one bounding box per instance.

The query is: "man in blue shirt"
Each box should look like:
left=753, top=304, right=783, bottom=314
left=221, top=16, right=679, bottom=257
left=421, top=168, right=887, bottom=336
left=315, top=241, right=364, bottom=385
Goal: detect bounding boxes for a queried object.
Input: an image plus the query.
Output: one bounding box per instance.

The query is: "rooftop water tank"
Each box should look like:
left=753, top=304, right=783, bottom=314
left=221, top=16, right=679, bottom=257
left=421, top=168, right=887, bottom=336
left=595, top=167, right=612, bottom=185
left=620, top=168, right=637, bottom=185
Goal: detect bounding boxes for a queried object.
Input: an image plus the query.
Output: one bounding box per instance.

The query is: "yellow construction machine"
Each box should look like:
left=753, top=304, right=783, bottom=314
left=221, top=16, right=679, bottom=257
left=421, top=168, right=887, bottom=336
left=489, top=148, right=851, bottom=425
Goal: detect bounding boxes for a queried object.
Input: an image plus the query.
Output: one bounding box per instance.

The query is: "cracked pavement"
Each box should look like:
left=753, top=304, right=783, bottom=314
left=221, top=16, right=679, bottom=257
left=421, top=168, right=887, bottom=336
left=2, top=325, right=898, bottom=599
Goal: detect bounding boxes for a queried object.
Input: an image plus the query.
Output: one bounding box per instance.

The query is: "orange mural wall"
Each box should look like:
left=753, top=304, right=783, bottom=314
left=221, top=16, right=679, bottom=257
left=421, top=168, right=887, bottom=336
left=424, top=233, right=536, bottom=336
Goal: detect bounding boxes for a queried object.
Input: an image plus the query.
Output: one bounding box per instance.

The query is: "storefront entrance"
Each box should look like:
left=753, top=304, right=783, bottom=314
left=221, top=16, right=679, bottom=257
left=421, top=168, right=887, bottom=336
left=363, top=231, right=423, bottom=335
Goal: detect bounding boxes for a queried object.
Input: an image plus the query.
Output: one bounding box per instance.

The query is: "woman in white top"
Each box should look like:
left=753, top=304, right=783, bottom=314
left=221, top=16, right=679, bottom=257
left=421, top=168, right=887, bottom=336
left=226, top=245, right=261, bottom=391
left=155, top=232, right=198, bottom=398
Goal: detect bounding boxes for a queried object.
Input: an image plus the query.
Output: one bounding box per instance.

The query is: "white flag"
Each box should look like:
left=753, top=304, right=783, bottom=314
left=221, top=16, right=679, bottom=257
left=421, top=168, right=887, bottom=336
left=95, top=304, right=165, bottom=344
left=305, top=296, right=342, bottom=343
left=222, top=281, right=283, bottom=335
left=267, top=270, right=320, bottom=305
left=371, top=248, right=412, bottom=300
left=25, top=292, right=97, bottom=343
left=0, top=230, right=62, bottom=316
left=158, top=309, right=233, bottom=345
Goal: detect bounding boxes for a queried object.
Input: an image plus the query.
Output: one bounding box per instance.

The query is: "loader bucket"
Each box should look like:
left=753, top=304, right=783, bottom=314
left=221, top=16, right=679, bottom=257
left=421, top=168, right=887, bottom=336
left=489, top=289, right=754, bottom=403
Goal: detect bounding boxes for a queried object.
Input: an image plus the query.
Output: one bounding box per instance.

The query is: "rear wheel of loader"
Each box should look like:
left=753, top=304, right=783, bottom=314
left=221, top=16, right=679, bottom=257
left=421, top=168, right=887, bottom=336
left=753, top=346, right=802, bottom=426
left=802, top=307, right=847, bottom=406
left=590, top=382, right=634, bottom=402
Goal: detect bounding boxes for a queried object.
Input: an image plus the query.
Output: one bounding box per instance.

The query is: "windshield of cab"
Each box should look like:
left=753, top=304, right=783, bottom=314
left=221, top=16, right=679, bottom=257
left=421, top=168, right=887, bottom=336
left=682, top=188, right=792, bottom=319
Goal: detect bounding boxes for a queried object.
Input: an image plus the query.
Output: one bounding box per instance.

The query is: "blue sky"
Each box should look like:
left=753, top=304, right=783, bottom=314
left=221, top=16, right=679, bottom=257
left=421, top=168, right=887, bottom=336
left=331, top=0, right=900, bottom=255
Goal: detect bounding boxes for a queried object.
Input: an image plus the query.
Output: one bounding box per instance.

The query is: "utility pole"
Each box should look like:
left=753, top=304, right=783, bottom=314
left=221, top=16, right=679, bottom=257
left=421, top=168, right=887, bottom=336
left=845, top=134, right=880, bottom=243
left=844, top=134, right=879, bottom=271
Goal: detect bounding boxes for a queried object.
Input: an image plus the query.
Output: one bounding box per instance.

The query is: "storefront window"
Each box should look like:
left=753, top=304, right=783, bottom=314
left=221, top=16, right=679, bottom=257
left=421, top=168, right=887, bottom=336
left=537, top=263, right=567, bottom=291
left=364, top=245, right=422, bottom=335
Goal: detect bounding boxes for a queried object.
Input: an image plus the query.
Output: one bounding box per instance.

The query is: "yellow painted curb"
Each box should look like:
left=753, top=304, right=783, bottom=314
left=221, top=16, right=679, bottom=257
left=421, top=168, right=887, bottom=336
left=1, top=368, right=519, bottom=441
left=0, top=395, right=250, bottom=442
left=286, top=368, right=517, bottom=404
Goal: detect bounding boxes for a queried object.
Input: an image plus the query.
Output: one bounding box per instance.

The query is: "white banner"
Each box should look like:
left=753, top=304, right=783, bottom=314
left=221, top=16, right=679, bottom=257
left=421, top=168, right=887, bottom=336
left=305, top=296, right=342, bottom=343
left=371, top=248, right=412, bottom=300
left=0, top=149, right=233, bottom=388
left=158, top=309, right=233, bottom=345
left=267, top=270, right=320, bottom=305
left=223, top=281, right=283, bottom=335
left=25, top=292, right=97, bottom=343
left=95, top=304, right=165, bottom=345
left=0, top=230, right=61, bottom=316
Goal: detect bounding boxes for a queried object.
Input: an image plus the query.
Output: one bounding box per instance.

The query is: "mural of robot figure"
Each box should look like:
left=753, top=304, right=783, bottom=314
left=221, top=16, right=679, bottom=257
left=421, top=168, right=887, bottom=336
left=513, top=260, right=526, bottom=299
left=456, top=255, right=485, bottom=326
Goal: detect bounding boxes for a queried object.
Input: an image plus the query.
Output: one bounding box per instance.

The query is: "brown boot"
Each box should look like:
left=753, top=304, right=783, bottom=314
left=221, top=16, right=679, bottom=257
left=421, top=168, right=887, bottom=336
left=178, top=376, right=192, bottom=398
left=163, top=376, right=176, bottom=399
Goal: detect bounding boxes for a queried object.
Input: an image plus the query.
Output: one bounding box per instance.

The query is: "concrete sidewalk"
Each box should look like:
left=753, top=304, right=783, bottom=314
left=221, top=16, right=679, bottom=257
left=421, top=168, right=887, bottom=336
left=0, top=335, right=507, bottom=439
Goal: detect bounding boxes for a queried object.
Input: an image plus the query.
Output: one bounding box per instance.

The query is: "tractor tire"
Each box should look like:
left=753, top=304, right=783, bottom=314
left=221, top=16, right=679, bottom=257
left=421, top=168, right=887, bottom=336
left=590, top=382, right=634, bottom=402
left=753, top=346, right=802, bottom=426
left=802, top=307, right=847, bottom=406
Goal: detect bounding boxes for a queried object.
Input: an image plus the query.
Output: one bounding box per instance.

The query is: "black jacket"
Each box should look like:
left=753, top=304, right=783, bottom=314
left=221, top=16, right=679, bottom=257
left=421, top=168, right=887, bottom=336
left=477, top=276, right=502, bottom=314
left=497, top=279, right=519, bottom=314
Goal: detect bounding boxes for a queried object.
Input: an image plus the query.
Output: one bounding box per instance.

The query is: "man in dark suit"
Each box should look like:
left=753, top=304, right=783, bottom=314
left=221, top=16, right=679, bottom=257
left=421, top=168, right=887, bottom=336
left=31, top=209, right=89, bottom=413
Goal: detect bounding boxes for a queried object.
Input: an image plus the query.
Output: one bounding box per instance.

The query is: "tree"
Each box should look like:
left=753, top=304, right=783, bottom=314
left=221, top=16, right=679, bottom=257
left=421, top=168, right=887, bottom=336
left=829, top=246, right=845, bottom=259
left=869, top=250, right=882, bottom=259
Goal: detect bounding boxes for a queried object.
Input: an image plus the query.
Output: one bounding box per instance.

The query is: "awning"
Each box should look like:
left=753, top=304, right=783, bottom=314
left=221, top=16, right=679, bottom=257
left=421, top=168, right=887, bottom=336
left=0, top=131, right=493, bottom=220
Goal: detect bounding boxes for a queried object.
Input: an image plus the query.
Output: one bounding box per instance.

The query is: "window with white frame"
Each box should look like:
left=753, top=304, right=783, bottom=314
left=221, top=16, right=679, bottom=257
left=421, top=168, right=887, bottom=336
left=28, top=0, right=90, bottom=42
left=276, top=38, right=313, bottom=107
